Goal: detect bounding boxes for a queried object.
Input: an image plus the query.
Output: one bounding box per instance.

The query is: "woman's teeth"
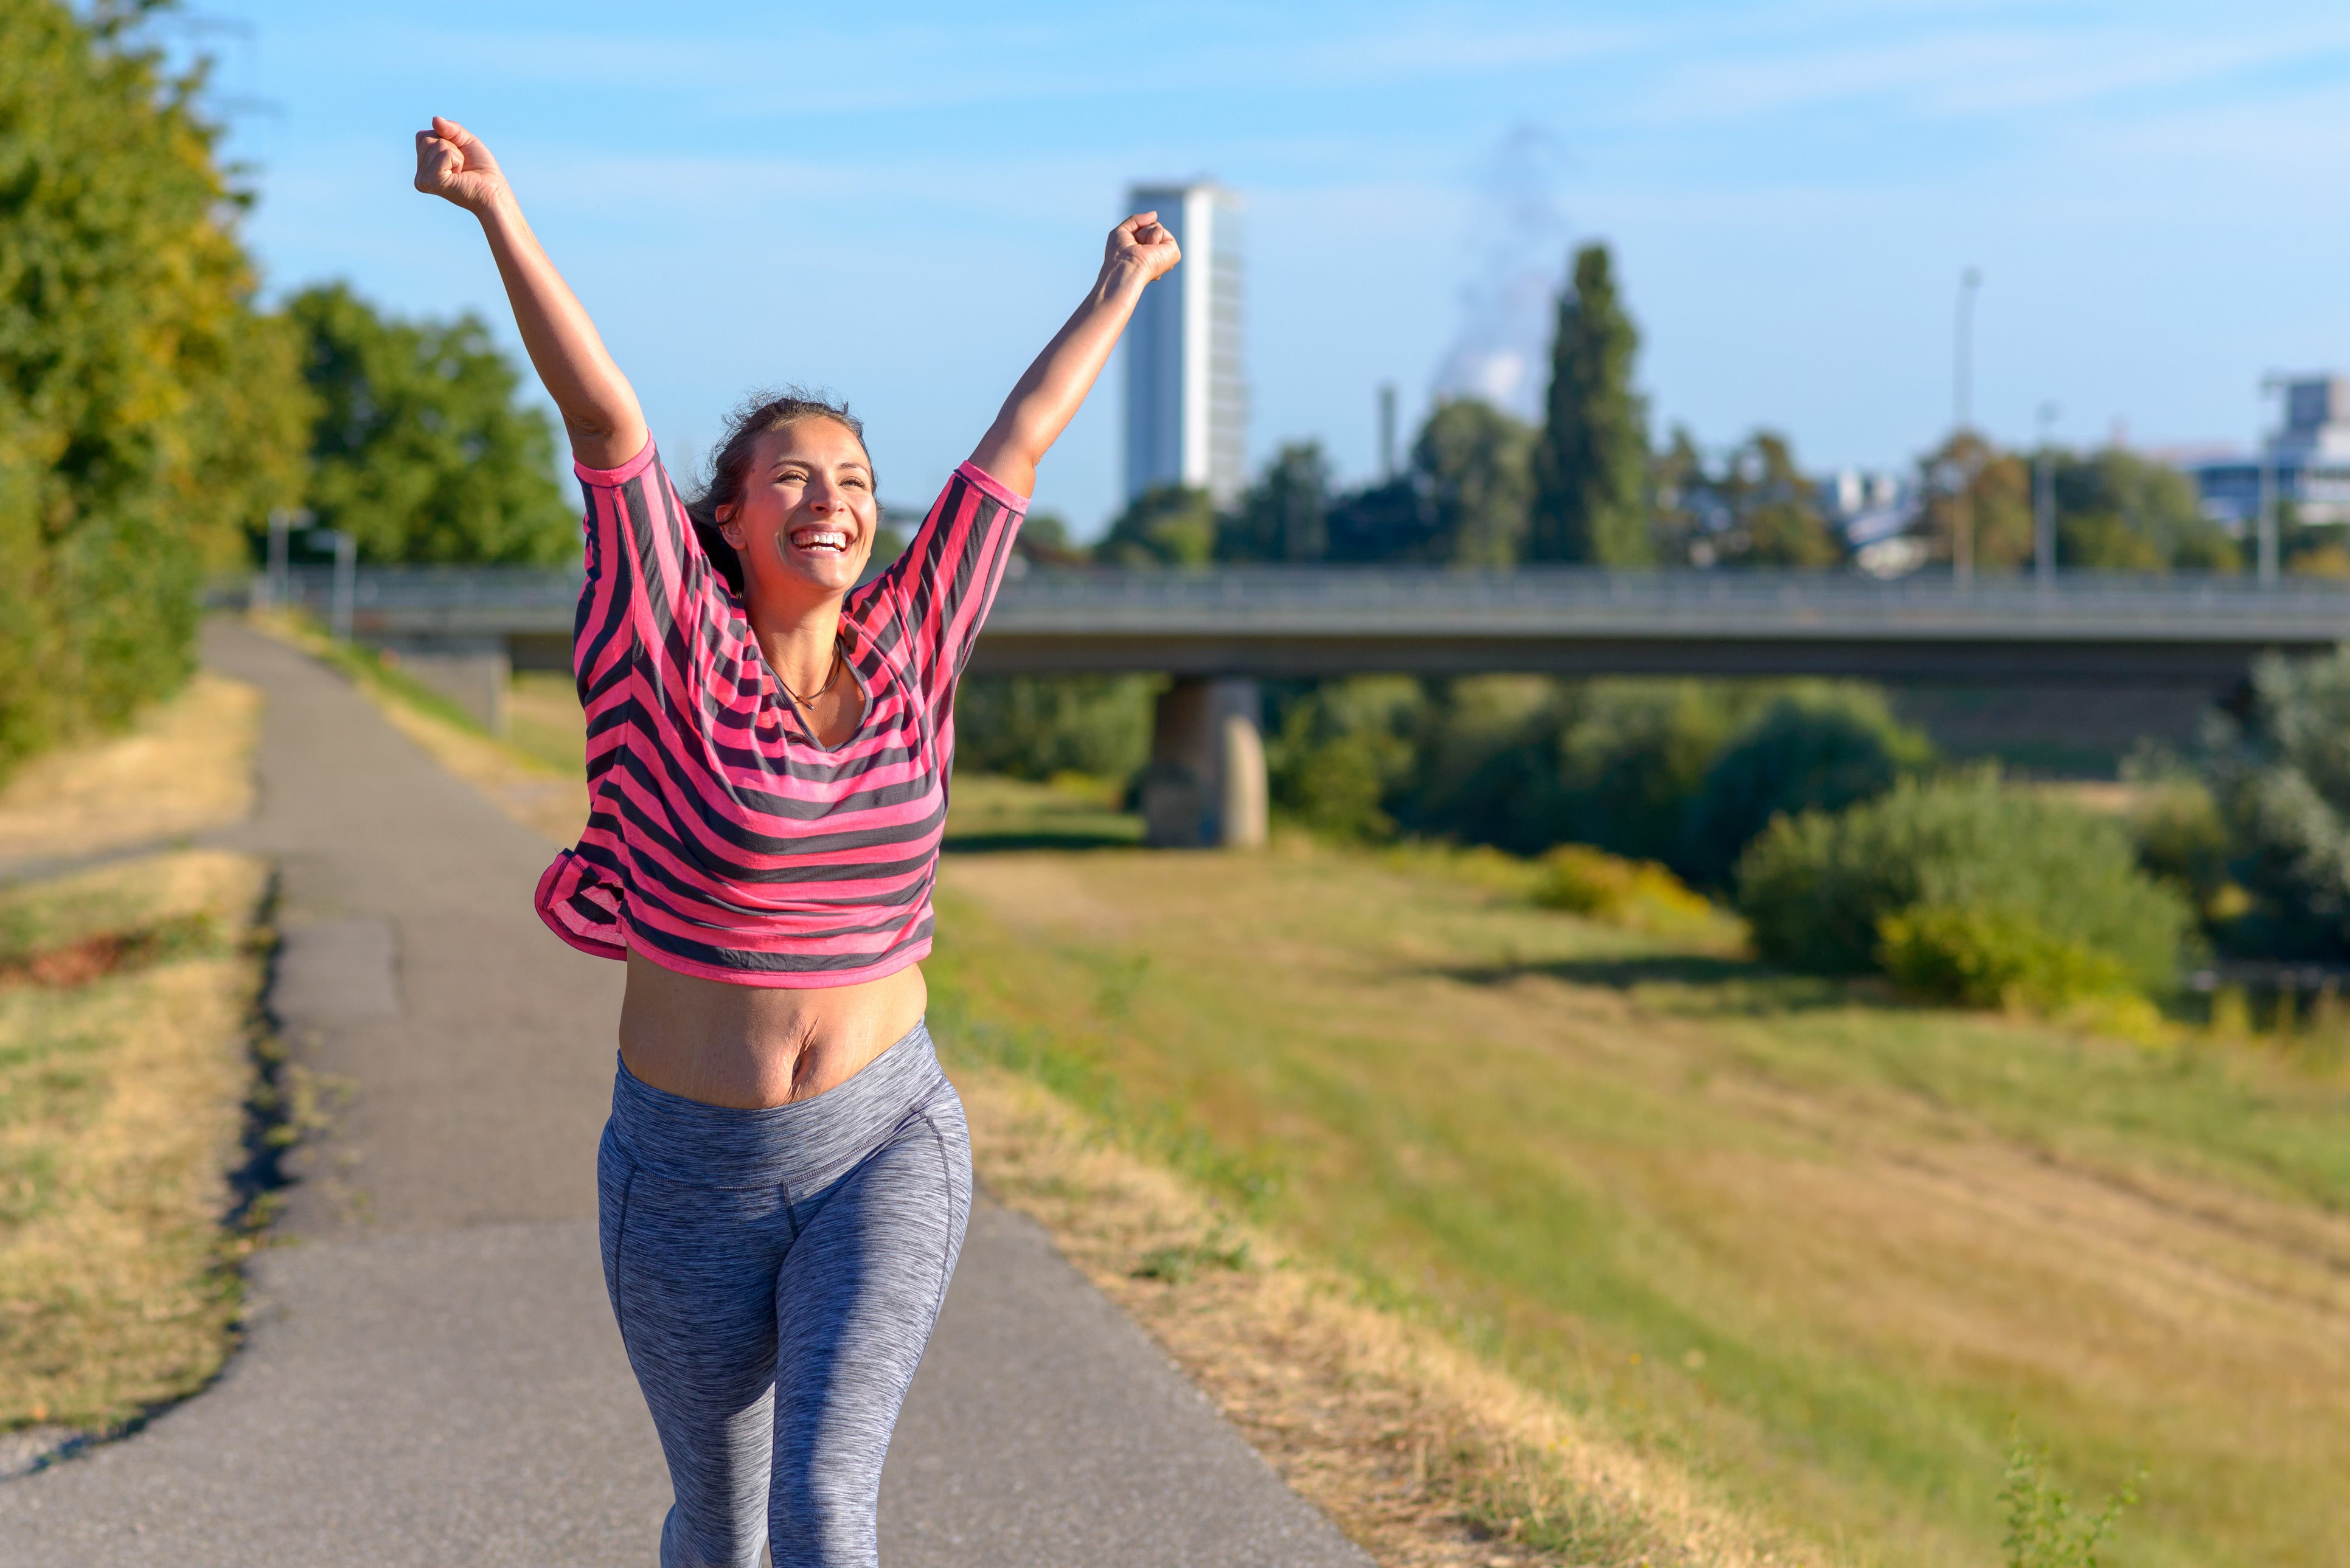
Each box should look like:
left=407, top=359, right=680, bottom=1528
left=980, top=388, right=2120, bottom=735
left=791, top=530, right=849, bottom=553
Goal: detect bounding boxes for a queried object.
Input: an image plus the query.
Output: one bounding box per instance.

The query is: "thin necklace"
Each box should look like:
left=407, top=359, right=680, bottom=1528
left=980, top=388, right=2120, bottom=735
left=777, top=639, right=844, bottom=708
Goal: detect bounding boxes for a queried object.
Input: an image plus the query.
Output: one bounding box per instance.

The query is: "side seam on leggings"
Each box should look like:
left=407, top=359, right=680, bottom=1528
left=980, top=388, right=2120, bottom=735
left=914, top=1108, right=958, bottom=1323
left=607, top=1159, right=638, bottom=1344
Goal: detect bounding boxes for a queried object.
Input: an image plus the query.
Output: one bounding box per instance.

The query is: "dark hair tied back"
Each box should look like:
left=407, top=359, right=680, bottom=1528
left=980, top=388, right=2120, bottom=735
left=684, top=387, right=871, bottom=598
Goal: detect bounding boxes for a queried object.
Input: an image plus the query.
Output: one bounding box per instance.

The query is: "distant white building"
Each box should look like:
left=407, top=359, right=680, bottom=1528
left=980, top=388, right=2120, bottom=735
left=1816, top=467, right=1925, bottom=577
left=2185, top=375, right=2350, bottom=527
left=1124, top=182, right=1246, bottom=506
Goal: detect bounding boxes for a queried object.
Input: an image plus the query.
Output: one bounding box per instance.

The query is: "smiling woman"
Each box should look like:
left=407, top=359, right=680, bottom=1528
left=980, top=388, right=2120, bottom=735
left=411, top=113, right=1180, bottom=1568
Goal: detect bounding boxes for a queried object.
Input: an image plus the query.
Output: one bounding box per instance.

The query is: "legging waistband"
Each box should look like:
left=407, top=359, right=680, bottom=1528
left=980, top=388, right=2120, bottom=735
left=606, top=1019, right=944, bottom=1191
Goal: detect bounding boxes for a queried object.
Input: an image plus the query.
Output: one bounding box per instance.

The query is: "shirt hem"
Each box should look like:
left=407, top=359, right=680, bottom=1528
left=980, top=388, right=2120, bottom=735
left=623, top=932, right=933, bottom=990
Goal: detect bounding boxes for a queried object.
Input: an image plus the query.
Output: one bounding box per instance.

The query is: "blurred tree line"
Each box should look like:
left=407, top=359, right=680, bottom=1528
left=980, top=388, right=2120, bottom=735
left=1, top=0, right=575, bottom=780
left=1082, top=237, right=2268, bottom=579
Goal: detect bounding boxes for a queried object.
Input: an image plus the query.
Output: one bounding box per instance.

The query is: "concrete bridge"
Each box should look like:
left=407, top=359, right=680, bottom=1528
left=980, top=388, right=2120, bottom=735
left=256, top=564, right=2350, bottom=847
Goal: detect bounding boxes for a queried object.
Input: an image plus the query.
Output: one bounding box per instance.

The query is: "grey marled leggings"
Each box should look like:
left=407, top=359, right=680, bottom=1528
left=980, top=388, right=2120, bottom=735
left=597, top=1021, right=972, bottom=1568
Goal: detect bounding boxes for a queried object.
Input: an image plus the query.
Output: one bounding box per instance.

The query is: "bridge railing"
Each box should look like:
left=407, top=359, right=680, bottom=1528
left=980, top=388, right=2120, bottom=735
left=245, top=563, right=2350, bottom=638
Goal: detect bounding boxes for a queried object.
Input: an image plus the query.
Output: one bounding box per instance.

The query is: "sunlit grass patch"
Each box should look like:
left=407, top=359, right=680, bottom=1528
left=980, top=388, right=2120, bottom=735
left=0, top=673, right=259, bottom=864
left=0, top=849, right=271, bottom=1438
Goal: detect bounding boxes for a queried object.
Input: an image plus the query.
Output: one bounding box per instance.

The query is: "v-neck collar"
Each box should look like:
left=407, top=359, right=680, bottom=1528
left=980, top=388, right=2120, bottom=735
left=752, top=634, right=872, bottom=755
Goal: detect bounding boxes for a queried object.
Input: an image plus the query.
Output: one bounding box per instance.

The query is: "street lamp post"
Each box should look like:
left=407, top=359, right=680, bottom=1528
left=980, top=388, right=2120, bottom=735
left=1952, top=267, right=1983, bottom=588
left=2034, top=401, right=2059, bottom=591
left=2258, top=373, right=2287, bottom=588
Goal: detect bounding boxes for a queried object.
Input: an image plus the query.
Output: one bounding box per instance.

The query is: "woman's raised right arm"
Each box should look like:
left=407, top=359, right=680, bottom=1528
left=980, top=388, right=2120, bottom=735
left=413, top=116, right=647, bottom=470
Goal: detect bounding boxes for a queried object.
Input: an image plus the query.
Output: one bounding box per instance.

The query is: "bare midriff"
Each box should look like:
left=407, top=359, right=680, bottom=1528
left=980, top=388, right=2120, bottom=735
left=617, top=952, right=928, bottom=1108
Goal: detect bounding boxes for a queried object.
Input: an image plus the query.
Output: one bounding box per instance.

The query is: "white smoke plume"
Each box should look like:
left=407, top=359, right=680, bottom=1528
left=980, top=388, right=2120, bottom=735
left=1431, top=124, right=1573, bottom=421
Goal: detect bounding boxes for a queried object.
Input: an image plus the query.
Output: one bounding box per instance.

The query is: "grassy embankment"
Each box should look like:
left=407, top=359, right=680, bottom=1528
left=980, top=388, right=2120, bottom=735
left=928, top=774, right=2350, bottom=1568
left=341, top=648, right=2349, bottom=1566
left=0, top=676, right=275, bottom=1459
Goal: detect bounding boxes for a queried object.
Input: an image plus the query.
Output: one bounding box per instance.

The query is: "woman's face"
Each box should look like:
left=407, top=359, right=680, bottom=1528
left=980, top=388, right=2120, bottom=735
left=717, top=418, right=878, bottom=602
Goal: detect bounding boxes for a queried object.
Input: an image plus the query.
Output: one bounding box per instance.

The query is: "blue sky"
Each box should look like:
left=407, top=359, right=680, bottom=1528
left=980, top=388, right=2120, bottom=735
left=185, top=0, right=2350, bottom=535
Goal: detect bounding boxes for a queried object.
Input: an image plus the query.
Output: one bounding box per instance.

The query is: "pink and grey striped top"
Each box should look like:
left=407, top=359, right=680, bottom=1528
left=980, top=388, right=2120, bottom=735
left=533, top=439, right=1026, bottom=987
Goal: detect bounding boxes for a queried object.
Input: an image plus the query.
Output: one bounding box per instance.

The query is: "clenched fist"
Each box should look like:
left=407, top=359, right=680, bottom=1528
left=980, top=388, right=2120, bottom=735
left=1105, top=212, right=1182, bottom=286
left=414, top=116, right=507, bottom=213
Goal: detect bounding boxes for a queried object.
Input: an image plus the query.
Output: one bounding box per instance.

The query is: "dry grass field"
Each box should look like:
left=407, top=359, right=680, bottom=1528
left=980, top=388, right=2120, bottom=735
left=0, top=676, right=271, bottom=1463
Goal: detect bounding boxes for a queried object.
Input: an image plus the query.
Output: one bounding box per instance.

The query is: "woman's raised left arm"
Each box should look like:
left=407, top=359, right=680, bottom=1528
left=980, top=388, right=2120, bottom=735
left=967, top=213, right=1183, bottom=495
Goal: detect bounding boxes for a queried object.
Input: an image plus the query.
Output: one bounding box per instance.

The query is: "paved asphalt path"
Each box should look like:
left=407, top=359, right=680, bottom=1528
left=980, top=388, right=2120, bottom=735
left=0, top=620, right=1369, bottom=1567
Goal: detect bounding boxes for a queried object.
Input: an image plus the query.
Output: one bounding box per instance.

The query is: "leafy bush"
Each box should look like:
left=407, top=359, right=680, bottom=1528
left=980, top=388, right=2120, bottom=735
left=1681, top=684, right=1934, bottom=889
left=1877, top=904, right=2133, bottom=1011
left=1736, top=770, right=2193, bottom=996
left=1267, top=677, right=1422, bottom=842
left=2127, top=774, right=2238, bottom=922
left=2001, top=1427, right=2141, bottom=1568
left=1532, top=844, right=1714, bottom=932
left=953, top=675, right=1156, bottom=783
left=1419, top=678, right=1758, bottom=862
left=2198, top=650, right=2350, bottom=957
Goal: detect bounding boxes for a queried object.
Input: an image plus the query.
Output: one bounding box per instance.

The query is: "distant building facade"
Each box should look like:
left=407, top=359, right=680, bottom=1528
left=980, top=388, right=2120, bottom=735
left=1124, top=182, right=1246, bottom=506
left=2185, top=375, right=2350, bottom=527
left=1816, top=467, right=1925, bottom=577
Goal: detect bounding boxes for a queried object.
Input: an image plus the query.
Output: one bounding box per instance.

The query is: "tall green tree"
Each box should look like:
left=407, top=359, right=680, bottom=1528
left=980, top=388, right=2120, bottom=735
left=1416, top=398, right=1536, bottom=566
left=284, top=283, right=575, bottom=565
left=2047, top=446, right=2237, bottom=572
left=1529, top=243, right=1652, bottom=565
left=1919, top=432, right=2033, bottom=572
left=0, top=0, right=309, bottom=776
left=1094, top=484, right=1217, bottom=566
left=1649, top=426, right=1712, bottom=566
left=1220, top=442, right=1330, bottom=562
left=1712, top=431, right=1844, bottom=568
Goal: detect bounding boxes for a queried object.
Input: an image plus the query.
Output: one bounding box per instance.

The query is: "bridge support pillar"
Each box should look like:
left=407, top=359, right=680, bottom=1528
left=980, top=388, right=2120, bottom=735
left=374, top=637, right=512, bottom=736
left=1141, top=678, right=1267, bottom=850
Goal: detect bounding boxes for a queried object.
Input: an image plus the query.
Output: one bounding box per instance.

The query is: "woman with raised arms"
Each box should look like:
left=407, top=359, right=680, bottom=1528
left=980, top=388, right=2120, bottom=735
left=412, top=116, right=1178, bottom=1568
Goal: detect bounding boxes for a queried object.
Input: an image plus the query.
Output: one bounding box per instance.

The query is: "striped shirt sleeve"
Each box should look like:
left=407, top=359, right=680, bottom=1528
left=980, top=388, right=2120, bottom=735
left=573, top=439, right=726, bottom=699
left=863, top=461, right=1028, bottom=700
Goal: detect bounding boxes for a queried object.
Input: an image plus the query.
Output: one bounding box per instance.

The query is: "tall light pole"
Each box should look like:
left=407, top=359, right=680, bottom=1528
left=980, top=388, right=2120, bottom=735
left=1952, top=267, right=1983, bottom=586
left=1954, top=266, right=1983, bottom=434
left=2258, top=372, right=2287, bottom=588
left=2034, top=401, right=2060, bottom=591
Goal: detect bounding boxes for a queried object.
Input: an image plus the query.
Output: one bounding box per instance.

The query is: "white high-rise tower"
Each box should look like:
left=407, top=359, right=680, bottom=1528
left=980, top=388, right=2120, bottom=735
left=1123, top=182, right=1246, bottom=506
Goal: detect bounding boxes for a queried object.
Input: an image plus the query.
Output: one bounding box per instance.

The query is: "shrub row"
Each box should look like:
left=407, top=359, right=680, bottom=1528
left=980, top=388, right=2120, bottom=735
left=1735, top=769, right=2194, bottom=1002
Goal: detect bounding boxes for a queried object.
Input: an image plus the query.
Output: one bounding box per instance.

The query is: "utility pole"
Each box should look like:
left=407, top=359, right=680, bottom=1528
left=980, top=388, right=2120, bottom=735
left=2258, top=372, right=2286, bottom=588
left=2034, top=401, right=2059, bottom=591
left=1952, top=268, right=1983, bottom=588
left=1378, top=384, right=1397, bottom=481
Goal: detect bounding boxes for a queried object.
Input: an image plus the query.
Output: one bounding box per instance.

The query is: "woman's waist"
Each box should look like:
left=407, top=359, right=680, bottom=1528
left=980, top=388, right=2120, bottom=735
left=605, top=1013, right=947, bottom=1188
left=617, top=952, right=928, bottom=1108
